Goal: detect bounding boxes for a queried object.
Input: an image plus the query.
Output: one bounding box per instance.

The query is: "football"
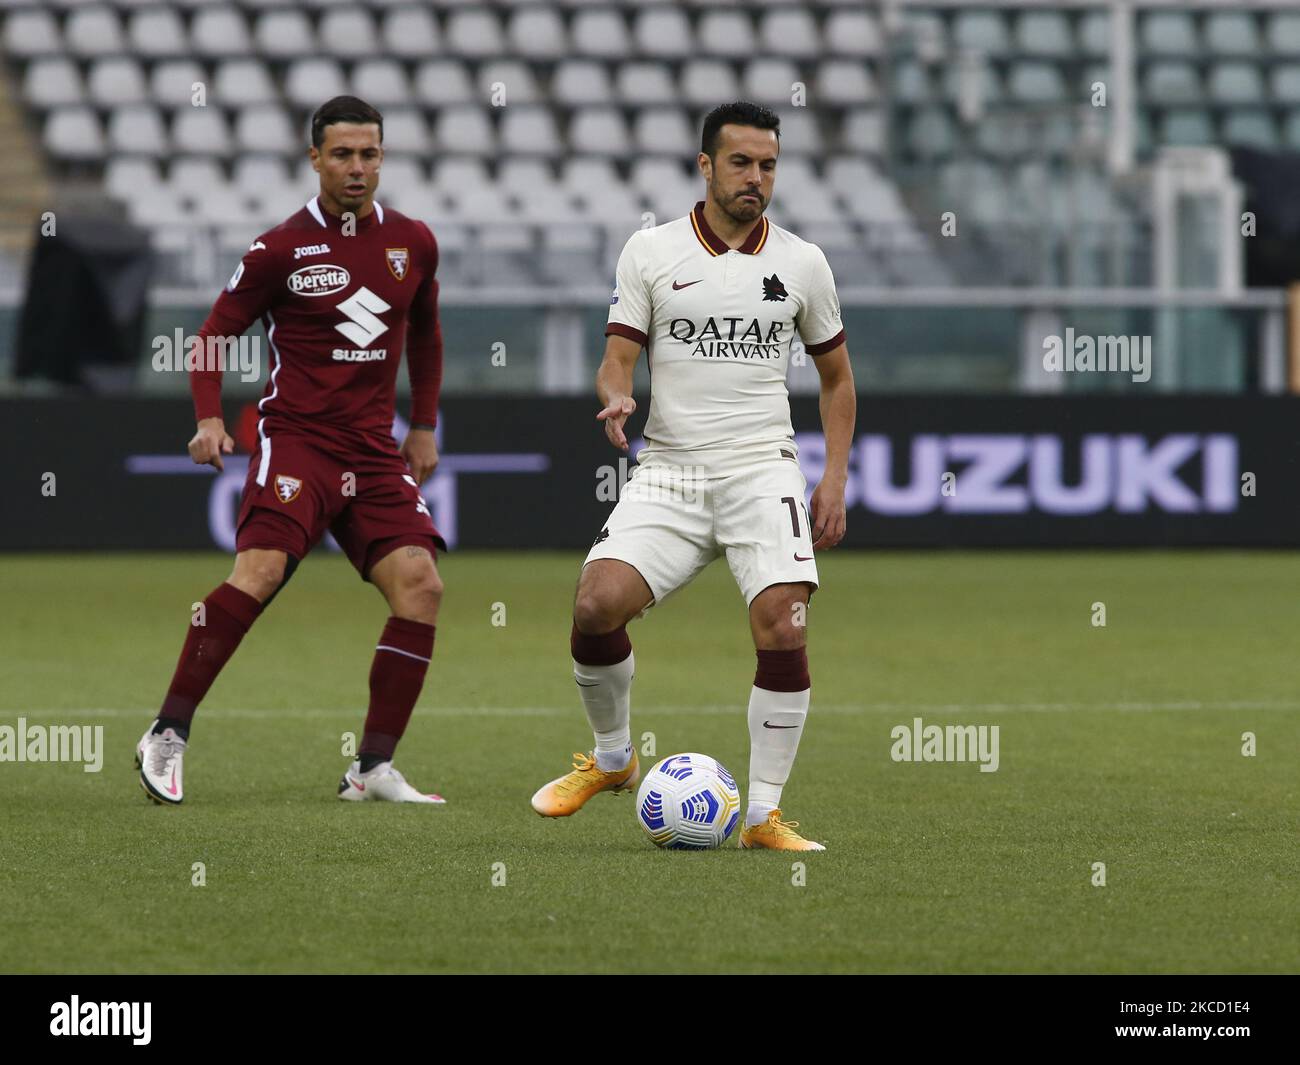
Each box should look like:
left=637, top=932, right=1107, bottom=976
left=636, top=753, right=742, bottom=849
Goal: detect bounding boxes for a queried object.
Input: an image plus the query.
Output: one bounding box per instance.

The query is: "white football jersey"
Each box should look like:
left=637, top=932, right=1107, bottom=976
left=606, top=202, right=846, bottom=476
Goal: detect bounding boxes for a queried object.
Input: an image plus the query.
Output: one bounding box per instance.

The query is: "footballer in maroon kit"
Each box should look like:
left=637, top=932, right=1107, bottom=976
left=137, top=97, right=449, bottom=805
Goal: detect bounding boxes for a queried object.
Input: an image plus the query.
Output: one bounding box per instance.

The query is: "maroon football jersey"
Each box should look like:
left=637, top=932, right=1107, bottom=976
left=190, top=195, right=443, bottom=442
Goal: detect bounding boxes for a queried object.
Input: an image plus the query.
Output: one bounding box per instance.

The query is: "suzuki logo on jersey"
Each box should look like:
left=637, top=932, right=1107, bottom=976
left=386, top=247, right=409, bottom=280
left=669, top=317, right=788, bottom=360
left=293, top=242, right=331, bottom=259
left=288, top=264, right=350, bottom=297
left=334, top=286, right=391, bottom=352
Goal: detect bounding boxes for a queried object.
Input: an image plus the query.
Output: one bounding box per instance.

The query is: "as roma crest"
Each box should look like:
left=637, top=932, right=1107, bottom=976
left=385, top=247, right=410, bottom=281
left=274, top=474, right=302, bottom=503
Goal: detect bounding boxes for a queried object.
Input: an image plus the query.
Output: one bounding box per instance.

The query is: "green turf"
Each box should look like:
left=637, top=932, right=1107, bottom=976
left=0, top=550, right=1296, bottom=974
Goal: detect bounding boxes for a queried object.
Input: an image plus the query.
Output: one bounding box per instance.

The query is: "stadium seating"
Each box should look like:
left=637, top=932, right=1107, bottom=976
left=4, top=1, right=1281, bottom=289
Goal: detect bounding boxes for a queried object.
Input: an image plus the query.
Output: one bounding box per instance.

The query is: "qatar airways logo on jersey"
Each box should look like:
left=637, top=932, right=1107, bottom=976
left=669, top=317, right=789, bottom=360
left=794, top=432, right=1240, bottom=516
left=288, top=264, right=350, bottom=297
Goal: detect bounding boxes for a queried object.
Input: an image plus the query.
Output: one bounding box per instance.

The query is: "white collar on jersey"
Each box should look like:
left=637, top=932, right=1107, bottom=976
left=306, top=195, right=384, bottom=228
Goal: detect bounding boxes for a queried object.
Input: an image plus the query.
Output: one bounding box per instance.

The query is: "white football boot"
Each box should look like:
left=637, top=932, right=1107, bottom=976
left=136, top=722, right=186, bottom=805
left=337, top=759, right=446, bottom=804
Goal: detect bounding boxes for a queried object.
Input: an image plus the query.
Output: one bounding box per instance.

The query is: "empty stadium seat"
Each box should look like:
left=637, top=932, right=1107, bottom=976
left=1208, top=62, right=1265, bottom=104
left=446, top=10, right=506, bottom=61
left=319, top=9, right=378, bottom=59
left=253, top=9, right=314, bottom=58
left=1143, top=62, right=1201, bottom=104
left=24, top=58, right=84, bottom=109
left=414, top=60, right=474, bottom=107
left=617, top=62, right=678, bottom=106
left=214, top=59, right=277, bottom=107
left=1271, top=64, right=1300, bottom=103
left=1016, top=11, right=1072, bottom=57
left=742, top=59, right=801, bottom=104
left=826, top=11, right=881, bottom=58
left=127, top=7, right=188, bottom=59
left=88, top=58, right=148, bottom=108
left=633, top=109, right=694, bottom=157
left=1007, top=61, right=1068, bottom=103
left=1204, top=12, right=1259, bottom=56
left=567, top=108, right=631, bottom=157
left=479, top=61, right=541, bottom=106
left=634, top=9, right=691, bottom=59
left=680, top=59, right=740, bottom=108
left=1222, top=110, right=1277, bottom=148
left=172, top=107, right=234, bottom=156
left=65, top=6, right=125, bottom=58
left=500, top=105, right=563, bottom=157
left=507, top=7, right=567, bottom=60
left=817, top=60, right=876, bottom=106
left=759, top=9, right=820, bottom=59
left=698, top=10, right=757, bottom=60
left=1079, top=10, right=1110, bottom=55
left=1141, top=12, right=1198, bottom=55
left=553, top=61, right=614, bottom=107
left=191, top=7, right=252, bottom=58
left=284, top=59, right=348, bottom=110
left=352, top=59, right=412, bottom=108
left=380, top=7, right=440, bottom=59
left=1161, top=109, right=1214, bottom=146
left=953, top=11, right=1010, bottom=54
left=108, top=105, right=169, bottom=156
left=4, top=9, right=61, bottom=58
left=434, top=106, right=495, bottom=155
left=235, top=105, right=297, bottom=154
left=44, top=106, right=105, bottom=161
left=382, top=108, right=432, bottom=154
left=572, top=9, right=632, bottom=59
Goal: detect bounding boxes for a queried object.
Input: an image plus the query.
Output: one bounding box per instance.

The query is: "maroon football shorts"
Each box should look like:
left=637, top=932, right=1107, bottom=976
left=235, top=427, right=445, bottom=580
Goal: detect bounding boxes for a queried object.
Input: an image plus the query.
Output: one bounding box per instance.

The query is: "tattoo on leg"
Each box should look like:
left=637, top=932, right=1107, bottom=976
left=405, top=545, right=431, bottom=560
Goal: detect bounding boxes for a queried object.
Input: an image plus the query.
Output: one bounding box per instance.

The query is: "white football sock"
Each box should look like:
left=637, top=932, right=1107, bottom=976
left=746, top=685, right=809, bottom=826
left=574, top=651, right=634, bottom=771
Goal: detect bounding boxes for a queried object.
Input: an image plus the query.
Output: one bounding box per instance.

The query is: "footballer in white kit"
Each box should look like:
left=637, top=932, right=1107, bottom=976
left=531, top=103, right=857, bottom=851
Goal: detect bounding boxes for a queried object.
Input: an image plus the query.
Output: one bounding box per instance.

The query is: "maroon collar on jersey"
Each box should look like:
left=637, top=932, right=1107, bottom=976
left=691, top=201, right=769, bottom=257
left=306, top=195, right=385, bottom=230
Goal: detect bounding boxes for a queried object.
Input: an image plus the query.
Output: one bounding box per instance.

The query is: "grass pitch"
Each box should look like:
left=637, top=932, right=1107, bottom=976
left=0, top=550, right=1296, bottom=974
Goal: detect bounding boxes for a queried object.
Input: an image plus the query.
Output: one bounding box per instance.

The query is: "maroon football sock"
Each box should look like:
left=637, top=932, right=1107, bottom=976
left=159, top=582, right=264, bottom=727
left=360, top=617, right=435, bottom=762
left=570, top=622, right=632, bottom=666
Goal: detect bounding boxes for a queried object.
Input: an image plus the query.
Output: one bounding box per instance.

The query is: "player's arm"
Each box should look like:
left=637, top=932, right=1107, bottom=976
left=403, top=227, right=443, bottom=482
left=799, top=246, right=854, bottom=549
left=600, top=230, right=652, bottom=451
left=595, top=334, right=642, bottom=451
left=809, top=343, right=855, bottom=550
left=187, top=241, right=279, bottom=470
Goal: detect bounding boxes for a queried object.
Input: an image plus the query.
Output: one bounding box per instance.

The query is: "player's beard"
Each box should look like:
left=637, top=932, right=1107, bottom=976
left=715, top=180, right=767, bottom=224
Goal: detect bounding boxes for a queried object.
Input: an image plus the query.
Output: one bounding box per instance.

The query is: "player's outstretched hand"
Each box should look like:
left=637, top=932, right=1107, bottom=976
left=402, top=428, right=440, bottom=484
left=597, top=396, right=636, bottom=451
left=810, top=477, right=847, bottom=550
left=188, top=418, right=234, bottom=471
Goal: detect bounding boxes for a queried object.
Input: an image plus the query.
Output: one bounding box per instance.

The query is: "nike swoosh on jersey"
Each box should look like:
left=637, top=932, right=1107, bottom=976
left=672, top=279, right=703, bottom=290
left=794, top=553, right=814, bottom=562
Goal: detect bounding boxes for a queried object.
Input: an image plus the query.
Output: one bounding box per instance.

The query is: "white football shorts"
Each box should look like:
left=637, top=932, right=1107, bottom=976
left=584, top=458, right=820, bottom=606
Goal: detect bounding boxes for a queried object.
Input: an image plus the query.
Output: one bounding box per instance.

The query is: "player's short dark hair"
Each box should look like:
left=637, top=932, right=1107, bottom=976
left=700, top=102, right=781, bottom=159
left=310, top=96, right=384, bottom=149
